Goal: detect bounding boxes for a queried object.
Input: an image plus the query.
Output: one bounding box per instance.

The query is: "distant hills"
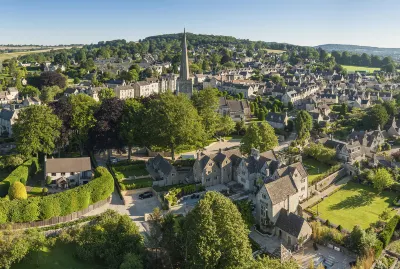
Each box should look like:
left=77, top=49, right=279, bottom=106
left=317, top=44, right=400, bottom=61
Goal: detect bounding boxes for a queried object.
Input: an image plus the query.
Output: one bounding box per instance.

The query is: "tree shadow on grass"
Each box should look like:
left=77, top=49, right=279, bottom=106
left=328, top=189, right=375, bottom=210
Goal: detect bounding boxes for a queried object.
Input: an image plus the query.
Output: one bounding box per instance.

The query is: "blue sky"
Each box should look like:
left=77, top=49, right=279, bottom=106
left=1, top=0, right=399, bottom=48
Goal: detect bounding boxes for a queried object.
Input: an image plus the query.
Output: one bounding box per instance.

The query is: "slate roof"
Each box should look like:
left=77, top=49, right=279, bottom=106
left=0, top=109, right=17, bottom=121
left=275, top=208, right=308, bottom=238
left=265, top=176, right=297, bottom=205
left=266, top=112, right=286, bottom=123
left=46, top=157, right=91, bottom=173
left=153, top=154, right=174, bottom=175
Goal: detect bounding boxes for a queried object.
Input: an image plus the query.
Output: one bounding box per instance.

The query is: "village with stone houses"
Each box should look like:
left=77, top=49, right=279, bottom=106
left=1, top=21, right=400, bottom=269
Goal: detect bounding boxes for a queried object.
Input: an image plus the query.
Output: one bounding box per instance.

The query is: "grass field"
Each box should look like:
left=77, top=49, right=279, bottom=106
left=0, top=46, right=79, bottom=61
left=112, top=163, right=149, bottom=180
left=310, top=182, right=397, bottom=230
left=303, top=158, right=330, bottom=185
left=262, top=48, right=286, bottom=54
left=342, top=65, right=381, bottom=74
left=12, top=243, right=104, bottom=269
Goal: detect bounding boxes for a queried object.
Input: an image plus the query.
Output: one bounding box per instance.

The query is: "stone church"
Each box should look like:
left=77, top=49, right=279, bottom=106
left=176, top=29, right=193, bottom=96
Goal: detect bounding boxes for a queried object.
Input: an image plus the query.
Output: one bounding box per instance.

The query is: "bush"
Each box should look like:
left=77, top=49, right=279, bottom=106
left=46, top=176, right=52, bottom=185
left=337, top=225, right=342, bottom=232
left=8, top=182, right=27, bottom=200
left=374, top=240, right=384, bottom=258
left=379, top=215, right=400, bottom=247
left=0, top=158, right=38, bottom=197
left=0, top=166, right=114, bottom=224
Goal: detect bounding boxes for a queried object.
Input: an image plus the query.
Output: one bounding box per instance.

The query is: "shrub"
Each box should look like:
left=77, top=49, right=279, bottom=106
left=325, top=219, right=330, bottom=227
left=374, top=240, right=384, bottom=258
left=337, top=225, right=342, bottom=232
left=379, top=215, right=400, bottom=247
left=8, top=182, right=27, bottom=200
left=46, top=176, right=52, bottom=185
left=0, top=166, right=114, bottom=224
left=0, top=158, right=38, bottom=197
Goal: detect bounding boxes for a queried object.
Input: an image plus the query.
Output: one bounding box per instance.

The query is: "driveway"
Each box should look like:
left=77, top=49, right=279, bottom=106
left=124, top=191, right=162, bottom=221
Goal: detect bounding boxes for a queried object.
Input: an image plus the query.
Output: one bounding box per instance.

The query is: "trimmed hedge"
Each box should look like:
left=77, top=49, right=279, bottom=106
left=379, top=215, right=400, bottom=247
left=0, top=166, right=114, bottom=224
left=0, top=158, right=38, bottom=197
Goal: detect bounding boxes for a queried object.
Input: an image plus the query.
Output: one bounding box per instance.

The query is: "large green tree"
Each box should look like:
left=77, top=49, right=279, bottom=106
left=370, top=168, right=394, bottom=192
left=146, top=92, right=205, bottom=160
left=183, top=192, right=252, bottom=269
left=295, top=110, right=313, bottom=142
left=120, top=98, right=144, bottom=160
left=69, top=94, right=98, bottom=155
left=13, top=105, right=61, bottom=157
left=192, top=88, right=221, bottom=138
left=363, top=104, right=389, bottom=130
left=240, top=122, right=278, bottom=154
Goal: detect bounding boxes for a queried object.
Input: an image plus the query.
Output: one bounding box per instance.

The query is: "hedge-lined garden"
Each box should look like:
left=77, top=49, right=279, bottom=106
left=0, top=158, right=38, bottom=197
left=0, top=166, right=113, bottom=224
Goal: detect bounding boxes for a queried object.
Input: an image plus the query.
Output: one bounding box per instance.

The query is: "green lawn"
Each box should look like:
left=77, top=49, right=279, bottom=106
left=342, top=65, right=381, bottom=73
left=27, top=186, right=44, bottom=197
left=12, top=243, right=105, bottom=269
left=310, top=182, right=397, bottom=230
left=302, top=158, right=330, bottom=184
left=112, top=163, right=149, bottom=181
left=120, top=177, right=153, bottom=190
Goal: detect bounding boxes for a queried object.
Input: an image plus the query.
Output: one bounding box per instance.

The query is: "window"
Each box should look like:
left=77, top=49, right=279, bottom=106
left=301, top=179, right=306, bottom=183
left=209, top=163, right=212, bottom=166
left=301, top=187, right=305, bottom=191
left=61, top=172, right=66, bottom=176
left=171, top=173, right=175, bottom=177
left=71, top=172, right=75, bottom=175
left=51, top=173, right=56, bottom=176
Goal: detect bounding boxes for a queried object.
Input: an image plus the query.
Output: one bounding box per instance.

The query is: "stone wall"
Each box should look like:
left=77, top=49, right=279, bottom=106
left=308, top=168, right=346, bottom=197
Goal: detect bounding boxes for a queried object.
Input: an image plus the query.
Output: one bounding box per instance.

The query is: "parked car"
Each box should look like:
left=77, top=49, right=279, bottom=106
left=139, top=191, right=153, bottom=199
left=109, top=157, right=119, bottom=164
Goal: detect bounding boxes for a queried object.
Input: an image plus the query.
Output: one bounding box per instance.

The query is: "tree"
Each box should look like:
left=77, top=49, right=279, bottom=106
left=120, top=253, right=143, bottom=269
left=183, top=192, right=252, bottom=269
left=371, top=168, right=394, bottom=192
left=70, top=94, right=98, bottom=156
left=98, top=88, right=116, bottom=101
left=363, top=104, right=389, bottom=130
left=295, top=110, right=313, bottom=141
left=192, top=88, right=220, bottom=138
left=146, top=92, right=205, bottom=160
left=8, top=182, right=27, bottom=200
left=258, top=122, right=279, bottom=152
left=288, top=101, right=294, bottom=111
left=20, top=85, right=40, bottom=98
left=75, top=210, right=144, bottom=269
left=40, top=86, right=62, bottom=103
left=89, top=98, right=124, bottom=159
left=340, top=103, right=348, bottom=116
left=235, top=120, right=246, bottom=135
left=13, top=105, right=61, bottom=157
left=245, top=256, right=299, bottom=269
left=39, top=71, right=66, bottom=89
left=240, top=122, right=278, bottom=154
left=383, top=100, right=397, bottom=116
left=120, top=98, right=144, bottom=160
left=49, top=98, right=73, bottom=155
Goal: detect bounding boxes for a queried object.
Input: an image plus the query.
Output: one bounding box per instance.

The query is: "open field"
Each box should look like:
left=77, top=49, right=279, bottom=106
left=342, top=65, right=381, bottom=73
left=0, top=46, right=81, bottom=61
left=12, top=243, right=104, bottom=269
left=262, top=48, right=286, bottom=54
left=303, top=158, right=330, bottom=185
left=310, top=182, right=396, bottom=230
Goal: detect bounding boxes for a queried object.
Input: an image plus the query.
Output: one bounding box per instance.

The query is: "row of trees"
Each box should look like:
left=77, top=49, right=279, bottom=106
left=331, top=50, right=398, bottom=71
left=12, top=89, right=236, bottom=160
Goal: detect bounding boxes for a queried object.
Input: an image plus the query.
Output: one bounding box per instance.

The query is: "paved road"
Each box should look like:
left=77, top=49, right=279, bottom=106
left=300, top=176, right=352, bottom=209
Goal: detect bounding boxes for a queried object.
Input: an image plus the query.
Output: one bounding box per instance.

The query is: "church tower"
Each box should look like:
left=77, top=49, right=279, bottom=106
left=176, top=28, right=193, bottom=96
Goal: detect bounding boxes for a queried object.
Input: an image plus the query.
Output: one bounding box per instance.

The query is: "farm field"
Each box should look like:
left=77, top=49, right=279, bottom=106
left=342, top=65, right=381, bottom=73
left=310, top=182, right=396, bottom=230
left=0, top=46, right=80, bottom=61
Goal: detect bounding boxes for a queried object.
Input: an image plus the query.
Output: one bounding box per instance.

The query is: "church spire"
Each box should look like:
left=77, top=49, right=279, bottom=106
left=180, top=28, right=189, bottom=80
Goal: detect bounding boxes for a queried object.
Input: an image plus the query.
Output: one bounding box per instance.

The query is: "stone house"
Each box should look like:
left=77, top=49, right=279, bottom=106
left=266, top=112, right=288, bottom=129
left=0, top=108, right=19, bottom=137
left=133, top=81, right=159, bottom=98
left=45, top=157, right=93, bottom=188
left=322, top=137, right=365, bottom=164
left=22, top=97, right=41, bottom=106
left=114, top=84, right=135, bottom=99
left=387, top=117, right=400, bottom=138
left=274, top=209, right=312, bottom=246
left=149, top=154, right=179, bottom=187
left=218, top=97, right=251, bottom=122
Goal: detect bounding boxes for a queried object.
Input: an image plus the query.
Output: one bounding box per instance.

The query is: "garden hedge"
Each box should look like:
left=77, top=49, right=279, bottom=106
left=379, top=215, right=400, bottom=247
left=0, top=166, right=114, bottom=224
left=0, top=158, right=38, bottom=197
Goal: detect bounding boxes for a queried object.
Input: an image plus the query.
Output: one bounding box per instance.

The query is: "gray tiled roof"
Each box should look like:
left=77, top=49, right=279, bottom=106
left=275, top=208, right=307, bottom=238
left=46, top=157, right=91, bottom=173
left=265, top=175, right=297, bottom=205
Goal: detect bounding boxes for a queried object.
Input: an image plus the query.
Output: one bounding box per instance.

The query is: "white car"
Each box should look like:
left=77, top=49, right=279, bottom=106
left=109, top=157, right=119, bottom=164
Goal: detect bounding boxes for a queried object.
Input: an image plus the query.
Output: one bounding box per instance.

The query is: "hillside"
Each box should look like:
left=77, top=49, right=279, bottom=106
left=317, top=44, right=400, bottom=61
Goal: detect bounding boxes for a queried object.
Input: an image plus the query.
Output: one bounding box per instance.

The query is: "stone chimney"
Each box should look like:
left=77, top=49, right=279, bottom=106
left=196, top=151, right=200, bottom=160
left=251, top=148, right=260, bottom=160
left=218, top=148, right=222, bottom=154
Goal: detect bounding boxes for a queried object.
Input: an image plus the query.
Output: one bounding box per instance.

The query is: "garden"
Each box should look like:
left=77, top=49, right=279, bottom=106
left=309, top=182, right=397, bottom=230
left=303, top=158, right=331, bottom=185
left=111, top=160, right=149, bottom=180
left=119, top=177, right=153, bottom=190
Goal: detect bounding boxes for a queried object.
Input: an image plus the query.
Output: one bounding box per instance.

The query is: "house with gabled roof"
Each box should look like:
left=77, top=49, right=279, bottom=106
left=149, top=154, right=178, bottom=187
